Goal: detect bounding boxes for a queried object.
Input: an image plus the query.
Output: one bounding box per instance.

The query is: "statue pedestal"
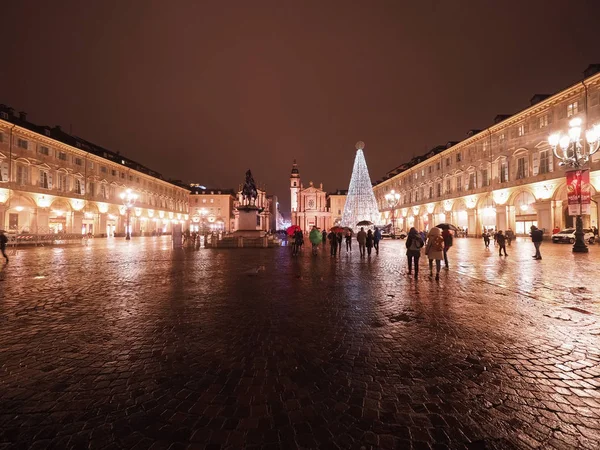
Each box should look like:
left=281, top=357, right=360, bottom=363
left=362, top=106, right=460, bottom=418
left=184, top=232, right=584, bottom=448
left=235, top=205, right=265, bottom=237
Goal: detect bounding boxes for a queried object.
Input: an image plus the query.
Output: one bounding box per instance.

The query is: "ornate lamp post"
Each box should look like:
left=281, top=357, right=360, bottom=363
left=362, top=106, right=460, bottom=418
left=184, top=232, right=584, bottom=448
left=548, top=117, right=600, bottom=253
left=119, top=189, right=138, bottom=240
left=384, top=189, right=401, bottom=236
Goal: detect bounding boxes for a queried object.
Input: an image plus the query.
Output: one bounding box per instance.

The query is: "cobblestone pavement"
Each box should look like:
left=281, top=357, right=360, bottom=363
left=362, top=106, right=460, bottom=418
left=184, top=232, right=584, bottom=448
left=1, top=236, right=600, bottom=450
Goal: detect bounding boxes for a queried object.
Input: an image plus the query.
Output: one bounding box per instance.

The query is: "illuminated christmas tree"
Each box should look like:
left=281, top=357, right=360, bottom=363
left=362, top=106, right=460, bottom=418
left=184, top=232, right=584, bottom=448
left=341, top=141, right=381, bottom=230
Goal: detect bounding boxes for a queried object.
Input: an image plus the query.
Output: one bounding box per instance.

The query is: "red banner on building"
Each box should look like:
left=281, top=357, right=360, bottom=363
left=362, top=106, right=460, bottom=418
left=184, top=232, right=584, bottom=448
left=566, top=169, right=591, bottom=216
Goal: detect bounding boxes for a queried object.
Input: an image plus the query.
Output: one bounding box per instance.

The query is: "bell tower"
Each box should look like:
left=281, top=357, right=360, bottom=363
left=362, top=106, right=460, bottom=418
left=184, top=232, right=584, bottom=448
left=290, top=160, right=300, bottom=214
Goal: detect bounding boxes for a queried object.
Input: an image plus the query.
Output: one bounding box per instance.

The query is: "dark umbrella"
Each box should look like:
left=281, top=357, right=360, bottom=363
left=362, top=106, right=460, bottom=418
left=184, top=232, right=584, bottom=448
left=356, top=220, right=373, bottom=226
left=330, top=226, right=344, bottom=233
left=436, top=223, right=459, bottom=231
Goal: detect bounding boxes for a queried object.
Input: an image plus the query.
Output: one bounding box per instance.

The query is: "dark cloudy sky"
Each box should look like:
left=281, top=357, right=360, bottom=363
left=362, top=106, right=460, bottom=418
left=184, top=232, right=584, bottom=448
left=1, top=1, right=599, bottom=213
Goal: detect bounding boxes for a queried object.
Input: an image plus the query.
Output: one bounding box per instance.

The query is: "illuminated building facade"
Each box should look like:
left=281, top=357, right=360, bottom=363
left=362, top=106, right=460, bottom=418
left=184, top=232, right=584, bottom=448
left=0, top=105, right=189, bottom=236
left=373, top=65, right=600, bottom=236
left=189, top=186, right=236, bottom=233
left=289, top=161, right=347, bottom=230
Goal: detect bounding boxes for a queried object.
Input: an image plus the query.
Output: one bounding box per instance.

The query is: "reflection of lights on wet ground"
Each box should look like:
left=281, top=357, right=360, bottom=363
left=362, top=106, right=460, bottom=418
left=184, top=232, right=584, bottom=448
left=33, top=275, right=46, bottom=279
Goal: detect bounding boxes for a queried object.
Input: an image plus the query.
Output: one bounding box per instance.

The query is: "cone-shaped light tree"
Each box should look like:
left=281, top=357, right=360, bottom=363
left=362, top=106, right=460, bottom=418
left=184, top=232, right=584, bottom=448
left=341, top=141, right=381, bottom=230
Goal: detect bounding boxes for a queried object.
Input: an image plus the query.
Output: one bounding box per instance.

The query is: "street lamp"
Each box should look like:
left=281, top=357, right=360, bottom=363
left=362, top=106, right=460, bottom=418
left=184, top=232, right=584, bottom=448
left=548, top=117, right=600, bottom=253
left=384, top=189, right=401, bottom=236
left=119, top=188, right=138, bottom=240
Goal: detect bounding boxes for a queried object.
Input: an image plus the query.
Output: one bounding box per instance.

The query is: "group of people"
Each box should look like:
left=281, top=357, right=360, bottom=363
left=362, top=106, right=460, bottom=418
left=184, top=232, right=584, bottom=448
left=405, top=226, right=453, bottom=280
left=482, top=228, right=515, bottom=256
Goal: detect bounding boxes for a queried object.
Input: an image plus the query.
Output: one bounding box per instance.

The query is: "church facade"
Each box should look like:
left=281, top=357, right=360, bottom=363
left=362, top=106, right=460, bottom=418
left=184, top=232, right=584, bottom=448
left=289, top=161, right=346, bottom=231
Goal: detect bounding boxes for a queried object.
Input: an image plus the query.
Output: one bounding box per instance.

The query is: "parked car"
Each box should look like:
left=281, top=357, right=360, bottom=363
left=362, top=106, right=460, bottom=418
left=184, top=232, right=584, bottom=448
left=551, top=228, right=595, bottom=244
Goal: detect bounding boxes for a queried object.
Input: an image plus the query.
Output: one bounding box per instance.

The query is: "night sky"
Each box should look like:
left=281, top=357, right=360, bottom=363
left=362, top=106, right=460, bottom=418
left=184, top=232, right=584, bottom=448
left=2, top=1, right=599, bottom=213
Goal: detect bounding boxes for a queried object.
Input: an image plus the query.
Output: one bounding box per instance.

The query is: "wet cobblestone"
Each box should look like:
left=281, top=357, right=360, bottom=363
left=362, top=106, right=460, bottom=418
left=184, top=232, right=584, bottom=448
left=0, top=236, right=599, bottom=449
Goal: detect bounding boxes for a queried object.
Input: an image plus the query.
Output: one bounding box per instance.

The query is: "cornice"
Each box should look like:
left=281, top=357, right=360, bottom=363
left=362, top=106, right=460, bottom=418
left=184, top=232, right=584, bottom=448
left=376, top=72, right=600, bottom=191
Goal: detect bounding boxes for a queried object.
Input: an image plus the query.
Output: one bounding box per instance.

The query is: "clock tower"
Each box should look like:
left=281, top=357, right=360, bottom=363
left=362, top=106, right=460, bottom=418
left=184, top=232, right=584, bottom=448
left=290, top=160, right=300, bottom=214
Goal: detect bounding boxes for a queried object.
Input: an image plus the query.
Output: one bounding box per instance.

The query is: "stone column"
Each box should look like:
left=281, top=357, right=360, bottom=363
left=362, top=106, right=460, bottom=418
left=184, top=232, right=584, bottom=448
left=467, top=209, right=477, bottom=237
left=535, top=200, right=553, bottom=235
left=551, top=200, right=564, bottom=230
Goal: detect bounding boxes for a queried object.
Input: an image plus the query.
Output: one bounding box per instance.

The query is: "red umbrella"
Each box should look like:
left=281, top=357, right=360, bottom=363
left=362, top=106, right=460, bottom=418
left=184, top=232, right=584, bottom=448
left=330, top=226, right=344, bottom=233
left=286, top=225, right=301, bottom=236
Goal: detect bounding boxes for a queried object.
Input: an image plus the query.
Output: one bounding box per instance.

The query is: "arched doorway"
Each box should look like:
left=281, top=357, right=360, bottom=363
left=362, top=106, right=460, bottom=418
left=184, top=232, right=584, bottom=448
left=513, top=191, right=537, bottom=236
left=478, top=195, right=496, bottom=232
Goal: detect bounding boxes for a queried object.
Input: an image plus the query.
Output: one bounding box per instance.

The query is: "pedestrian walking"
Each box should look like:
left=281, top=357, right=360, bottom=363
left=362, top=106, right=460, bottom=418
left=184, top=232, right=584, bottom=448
left=373, top=227, right=382, bottom=254
left=0, top=230, right=8, bottom=263
left=425, top=227, right=444, bottom=281
left=337, top=232, right=343, bottom=255
left=531, top=225, right=543, bottom=260
left=292, top=229, right=303, bottom=256
left=506, top=228, right=514, bottom=246
left=496, top=230, right=508, bottom=256
left=345, top=230, right=352, bottom=252
left=441, top=228, right=453, bottom=269
left=309, top=226, right=322, bottom=256
left=406, top=227, right=423, bottom=279
left=322, top=229, right=327, bottom=248
left=357, top=227, right=367, bottom=257
left=328, top=230, right=338, bottom=256
left=482, top=230, right=490, bottom=248
left=366, top=229, right=374, bottom=256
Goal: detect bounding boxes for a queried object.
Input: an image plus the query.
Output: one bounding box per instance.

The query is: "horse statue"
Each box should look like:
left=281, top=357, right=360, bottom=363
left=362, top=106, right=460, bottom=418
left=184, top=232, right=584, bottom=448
left=241, top=169, right=258, bottom=205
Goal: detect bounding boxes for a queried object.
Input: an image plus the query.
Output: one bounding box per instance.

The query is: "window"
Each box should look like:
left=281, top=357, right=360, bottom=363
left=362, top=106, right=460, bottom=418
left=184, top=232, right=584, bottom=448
left=38, top=146, right=50, bottom=156
left=129, top=175, right=133, bottom=181
left=121, top=173, right=125, bottom=179
left=446, top=179, right=451, bottom=194
left=0, top=132, right=3, bottom=143
left=111, top=169, right=117, bottom=176
left=421, top=169, right=425, bottom=177
left=74, top=178, right=83, bottom=194
left=428, top=165, right=432, bottom=174
left=429, top=186, right=433, bottom=198
left=436, top=183, right=442, bottom=197
left=446, top=157, right=451, bottom=167
left=591, top=92, right=600, bottom=107
left=16, top=165, right=29, bottom=185
left=210, top=199, right=214, bottom=203
left=456, top=176, right=462, bottom=192
left=414, top=173, right=418, bottom=180
left=293, top=181, right=297, bottom=186
left=88, top=182, right=95, bottom=197
left=567, top=101, right=578, bottom=117
left=517, top=124, right=525, bottom=137
left=419, top=187, right=424, bottom=201
left=100, top=184, right=108, bottom=199
left=39, top=170, right=49, bottom=189
left=74, top=157, right=83, bottom=166
left=483, top=141, right=489, bottom=153
left=539, top=115, right=549, bottom=128
left=500, top=161, right=508, bottom=183
left=17, top=138, right=28, bottom=149
left=468, top=173, right=476, bottom=190
left=498, top=133, right=505, bottom=142
left=516, top=157, right=527, bottom=180
left=456, top=152, right=462, bottom=162
left=436, top=161, right=441, bottom=170
left=481, top=169, right=489, bottom=187
left=58, top=151, right=67, bottom=161
left=539, top=150, right=550, bottom=174
left=88, top=162, right=95, bottom=170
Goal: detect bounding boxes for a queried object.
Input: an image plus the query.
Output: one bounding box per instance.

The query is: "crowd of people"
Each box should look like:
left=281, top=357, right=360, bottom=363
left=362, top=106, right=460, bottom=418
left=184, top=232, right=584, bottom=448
left=290, top=223, right=548, bottom=280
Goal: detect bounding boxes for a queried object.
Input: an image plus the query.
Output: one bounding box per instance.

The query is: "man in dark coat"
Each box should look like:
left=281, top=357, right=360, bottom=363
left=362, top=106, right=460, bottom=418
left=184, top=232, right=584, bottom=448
left=496, top=230, right=508, bottom=256
left=531, top=225, right=543, bottom=260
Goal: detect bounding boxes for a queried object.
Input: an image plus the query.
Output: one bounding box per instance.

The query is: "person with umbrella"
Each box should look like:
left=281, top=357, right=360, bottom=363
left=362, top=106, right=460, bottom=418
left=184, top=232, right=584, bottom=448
left=425, top=227, right=444, bottom=281
left=366, top=229, right=374, bottom=256
left=322, top=229, right=327, bottom=249
left=356, top=227, right=367, bottom=257
left=328, top=229, right=338, bottom=256
left=292, top=229, right=303, bottom=256
left=309, top=226, right=322, bottom=256
left=436, top=223, right=455, bottom=269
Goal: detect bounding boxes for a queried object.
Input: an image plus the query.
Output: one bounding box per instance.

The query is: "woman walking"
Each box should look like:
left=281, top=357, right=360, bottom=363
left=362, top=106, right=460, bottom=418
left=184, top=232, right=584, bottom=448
left=366, top=229, right=374, bottom=256
left=406, top=227, right=423, bottom=279
left=425, top=227, right=444, bottom=281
